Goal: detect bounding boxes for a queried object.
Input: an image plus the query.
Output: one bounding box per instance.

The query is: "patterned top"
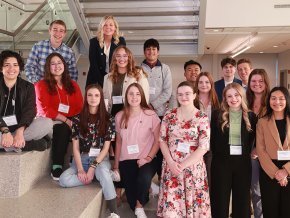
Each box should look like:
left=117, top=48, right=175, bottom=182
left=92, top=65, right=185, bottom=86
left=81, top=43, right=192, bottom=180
left=71, top=115, right=115, bottom=153
left=25, top=39, right=78, bottom=83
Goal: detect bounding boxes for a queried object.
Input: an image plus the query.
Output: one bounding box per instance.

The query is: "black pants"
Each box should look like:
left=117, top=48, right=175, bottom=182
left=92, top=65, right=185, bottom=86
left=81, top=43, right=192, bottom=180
left=156, top=116, right=164, bottom=177
left=119, top=158, right=157, bottom=211
left=260, top=160, right=290, bottom=218
left=211, top=156, right=251, bottom=218
left=204, top=150, right=212, bottom=191
left=52, top=123, right=71, bottom=166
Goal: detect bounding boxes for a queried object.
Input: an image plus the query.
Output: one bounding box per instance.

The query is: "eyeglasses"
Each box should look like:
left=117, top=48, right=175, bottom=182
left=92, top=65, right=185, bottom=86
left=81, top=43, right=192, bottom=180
left=116, top=55, right=128, bottom=59
left=177, top=92, right=193, bottom=98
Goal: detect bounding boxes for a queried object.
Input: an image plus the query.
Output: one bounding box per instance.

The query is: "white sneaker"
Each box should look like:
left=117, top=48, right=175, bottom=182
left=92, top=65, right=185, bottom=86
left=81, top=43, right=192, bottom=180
left=150, top=182, right=159, bottom=196
left=110, top=170, right=121, bottom=182
left=107, top=212, right=120, bottom=218
left=135, top=208, right=147, bottom=218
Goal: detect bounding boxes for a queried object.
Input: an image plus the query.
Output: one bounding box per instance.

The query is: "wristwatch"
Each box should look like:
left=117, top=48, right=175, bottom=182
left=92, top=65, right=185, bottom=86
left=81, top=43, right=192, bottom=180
left=1, top=129, right=10, bottom=134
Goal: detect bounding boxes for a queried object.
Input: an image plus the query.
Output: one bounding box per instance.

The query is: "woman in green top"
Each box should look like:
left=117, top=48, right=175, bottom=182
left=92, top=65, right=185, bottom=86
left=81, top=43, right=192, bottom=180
left=210, top=83, right=258, bottom=218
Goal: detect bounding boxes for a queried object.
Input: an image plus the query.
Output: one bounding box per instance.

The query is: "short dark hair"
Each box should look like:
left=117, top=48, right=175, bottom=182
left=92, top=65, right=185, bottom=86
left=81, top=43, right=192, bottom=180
left=143, top=38, right=159, bottom=51
left=0, top=50, right=24, bottom=71
left=49, top=20, right=66, bottom=31
left=184, top=60, right=202, bottom=70
left=265, top=86, right=290, bottom=119
left=221, top=57, right=236, bottom=68
left=237, top=58, right=252, bottom=68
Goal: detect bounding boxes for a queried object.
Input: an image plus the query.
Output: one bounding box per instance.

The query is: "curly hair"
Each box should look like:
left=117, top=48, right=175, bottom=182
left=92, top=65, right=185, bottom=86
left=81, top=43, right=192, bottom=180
left=220, top=83, right=251, bottom=132
left=246, top=69, right=270, bottom=118
left=108, top=46, right=147, bottom=83
left=0, top=50, right=24, bottom=72
left=96, top=15, right=121, bottom=49
left=194, top=72, right=219, bottom=110
left=43, top=53, right=75, bottom=95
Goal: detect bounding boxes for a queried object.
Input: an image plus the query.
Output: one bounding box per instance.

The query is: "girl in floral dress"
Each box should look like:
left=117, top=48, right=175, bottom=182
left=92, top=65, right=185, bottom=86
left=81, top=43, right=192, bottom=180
left=157, top=81, right=211, bottom=218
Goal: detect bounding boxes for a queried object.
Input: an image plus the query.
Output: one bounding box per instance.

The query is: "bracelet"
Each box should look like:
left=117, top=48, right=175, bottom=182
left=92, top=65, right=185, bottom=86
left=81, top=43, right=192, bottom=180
left=90, top=164, right=97, bottom=169
left=147, top=155, right=153, bottom=160
left=64, top=118, right=68, bottom=123
left=1, top=129, right=10, bottom=134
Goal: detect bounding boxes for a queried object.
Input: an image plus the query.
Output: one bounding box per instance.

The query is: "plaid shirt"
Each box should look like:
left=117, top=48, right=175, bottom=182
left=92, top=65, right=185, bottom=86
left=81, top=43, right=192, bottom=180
left=25, top=39, right=78, bottom=83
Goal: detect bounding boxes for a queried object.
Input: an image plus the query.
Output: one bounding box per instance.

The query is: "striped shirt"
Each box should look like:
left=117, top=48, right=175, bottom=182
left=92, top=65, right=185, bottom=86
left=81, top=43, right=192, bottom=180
left=25, top=39, right=78, bottom=83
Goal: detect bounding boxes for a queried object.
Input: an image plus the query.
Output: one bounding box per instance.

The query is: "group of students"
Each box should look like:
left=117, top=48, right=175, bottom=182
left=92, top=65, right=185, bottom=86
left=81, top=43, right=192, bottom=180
left=0, top=15, right=289, bottom=218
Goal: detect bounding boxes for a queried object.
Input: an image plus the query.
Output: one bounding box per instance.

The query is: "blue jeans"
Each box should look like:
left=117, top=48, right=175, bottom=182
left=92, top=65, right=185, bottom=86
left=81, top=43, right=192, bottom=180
left=59, top=154, right=116, bottom=200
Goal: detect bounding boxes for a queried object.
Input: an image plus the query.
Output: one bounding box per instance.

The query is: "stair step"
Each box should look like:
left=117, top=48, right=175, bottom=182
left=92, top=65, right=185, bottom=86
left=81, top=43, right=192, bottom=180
left=0, top=176, right=103, bottom=218
left=0, top=149, right=51, bottom=198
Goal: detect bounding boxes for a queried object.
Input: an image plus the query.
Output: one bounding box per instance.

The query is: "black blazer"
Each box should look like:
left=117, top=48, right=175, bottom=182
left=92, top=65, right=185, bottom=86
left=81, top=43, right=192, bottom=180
left=86, top=36, right=126, bottom=87
left=214, top=78, right=242, bottom=102
left=210, top=110, right=257, bottom=158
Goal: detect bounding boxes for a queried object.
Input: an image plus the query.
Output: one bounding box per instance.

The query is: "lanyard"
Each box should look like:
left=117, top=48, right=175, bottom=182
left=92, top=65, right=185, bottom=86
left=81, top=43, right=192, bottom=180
left=3, top=84, right=17, bottom=116
left=56, top=85, right=69, bottom=106
left=126, top=112, right=142, bottom=145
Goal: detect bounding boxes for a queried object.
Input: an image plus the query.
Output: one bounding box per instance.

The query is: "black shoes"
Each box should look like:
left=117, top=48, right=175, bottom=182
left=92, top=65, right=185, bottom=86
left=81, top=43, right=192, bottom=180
left=22, top=138, right=48, bottom=151
left=51, top=168, right=63, bottom=181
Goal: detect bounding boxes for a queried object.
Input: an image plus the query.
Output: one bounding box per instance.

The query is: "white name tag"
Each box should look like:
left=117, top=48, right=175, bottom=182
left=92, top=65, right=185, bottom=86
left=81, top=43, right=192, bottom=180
left=177, top=142, right=190, bottom=153
left=127, top=144, right=139, bottom=154
left=277, top=150, right=290, bottom=160
left=58, top=103, right=70, bottom=114
left=149, top=87, right=156, bottom=95
left=3, top=115, right=18, bottom=126
left=89, top=148, right=101, bottom=157
left=112, top=96, right=123, bottom=104
left=230, top=145, right=242, bottom=155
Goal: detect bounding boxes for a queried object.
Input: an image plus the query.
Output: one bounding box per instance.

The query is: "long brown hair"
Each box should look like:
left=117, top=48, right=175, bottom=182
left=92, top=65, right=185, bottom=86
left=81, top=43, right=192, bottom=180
left=44, top=53, right=75, bottom=95
left=194, top=72, right=220, bottom=110
left=79, top=84, right=110, bottom=137
left=246, top=69, right=270, bottom=118
left=109, top=46, right=147, bottom=83
left=119, top=83, right=151, bottom=129
left=220, top=83, right=251, bottom=132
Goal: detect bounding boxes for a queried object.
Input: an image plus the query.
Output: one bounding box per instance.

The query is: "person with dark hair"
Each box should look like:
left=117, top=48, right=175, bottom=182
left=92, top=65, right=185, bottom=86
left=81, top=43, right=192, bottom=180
left=114, top=83, right=160, bottom=218
left=256, top=86, right=290, bottom=218
left=35, top=52, right=83, bottom=180
left=214, top=57, right=242, bottom=102
left=141, top=38, right=172, bottom=186
left=0, top=50, right=52, bottom=152
left=246, top=68, right=270, bottom=218
left=25, top=20, right=78, bottom=83
left=86, top=15, right=126, bottom=87
left=237, top=58, right=253, bottom=89
left=157, top=81, right=211, bottom=217
left=184, top=60, right=202, bottom=88
left=210, top=83, right=257, bottom=218
left=59, top=84, right=120, bottom=218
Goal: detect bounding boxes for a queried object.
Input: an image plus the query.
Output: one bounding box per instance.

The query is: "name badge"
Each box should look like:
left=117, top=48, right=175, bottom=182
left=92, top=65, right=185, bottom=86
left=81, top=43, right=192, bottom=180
left=277, top=150, right=290, bottom=160
left=3, top=115, right=18, bottom=126
left=58, top=103, right=70, bottom=114
left=112, top=96, right=123, bottom=104
left=230, top=145, right=242, bottom=155
left=89, top=148, right=101, bottom=157
left=127, top=144, right=139, bottom=154
left=177, top=142, right=190, bottom=153
left=149, top=87, right=156, bottom=95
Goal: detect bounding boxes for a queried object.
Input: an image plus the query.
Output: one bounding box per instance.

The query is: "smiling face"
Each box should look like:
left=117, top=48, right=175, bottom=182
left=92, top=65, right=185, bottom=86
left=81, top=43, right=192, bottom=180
left=184, top=64, right=201, bottom=83
left=198, top=75, right=211, bottom=94
left=222, top=63, right=236, bottom=80
left=127, top=86, right=141, bottom=108
left=225, top=88, right=242, bottom=110
left=49, top=23, right=66, bottom=47
left=237, top=62, right=252, bottom=83
left=270, top=90, right=286, bottom=113
left=49, top=56, right=64, bottom=77
left=144, top=46, right=159, bottom=64
left=87, top=88, right=101, bottom=108
left=2, top=57, right=20, bottom=81
left=177, top=85, right=196, bottom=106
left=115, top=48, right=129, bottom=72
left=250, top=74, right=265, bottom=95
left=102, top=18, right=116, bottom=37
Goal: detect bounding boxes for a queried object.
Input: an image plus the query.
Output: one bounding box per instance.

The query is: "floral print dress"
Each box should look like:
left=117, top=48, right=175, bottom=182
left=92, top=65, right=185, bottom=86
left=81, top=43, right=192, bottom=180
left=157, top=108, right=211, bottom=218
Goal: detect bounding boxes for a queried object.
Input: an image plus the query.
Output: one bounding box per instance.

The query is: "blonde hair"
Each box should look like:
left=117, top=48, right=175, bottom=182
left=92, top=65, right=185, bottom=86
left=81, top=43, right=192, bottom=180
left=220, top=83, right=252, bottom=132
left=109, top=46, right=147, bottom=83
left=96, top=15, right=121, bottom=48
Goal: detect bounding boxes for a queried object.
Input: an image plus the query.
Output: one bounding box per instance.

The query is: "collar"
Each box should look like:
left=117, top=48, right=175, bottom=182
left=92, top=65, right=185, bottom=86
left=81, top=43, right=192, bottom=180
left=49, top=39, right=63, bottom=50
left=142, top=59, right=162, bottom=68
